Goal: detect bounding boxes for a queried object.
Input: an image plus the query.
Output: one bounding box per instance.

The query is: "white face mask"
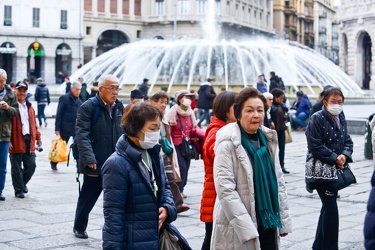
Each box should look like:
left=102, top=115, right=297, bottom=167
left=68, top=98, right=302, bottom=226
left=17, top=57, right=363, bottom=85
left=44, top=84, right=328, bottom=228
left=182, top=98, right=192, bottom=107
left=327, top=104, right=343, bottom=116
left=139, top=130, right=160, bottom=149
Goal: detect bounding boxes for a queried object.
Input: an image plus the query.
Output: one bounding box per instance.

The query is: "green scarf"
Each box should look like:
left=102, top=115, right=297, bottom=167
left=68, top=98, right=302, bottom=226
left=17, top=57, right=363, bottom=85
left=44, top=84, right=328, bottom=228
left=240, top=125, right=282, bottom=230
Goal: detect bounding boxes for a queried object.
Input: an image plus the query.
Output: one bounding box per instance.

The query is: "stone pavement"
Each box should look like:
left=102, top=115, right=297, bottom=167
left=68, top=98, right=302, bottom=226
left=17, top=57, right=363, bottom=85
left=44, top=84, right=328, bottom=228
left=0, top=116, right=372, bottom=249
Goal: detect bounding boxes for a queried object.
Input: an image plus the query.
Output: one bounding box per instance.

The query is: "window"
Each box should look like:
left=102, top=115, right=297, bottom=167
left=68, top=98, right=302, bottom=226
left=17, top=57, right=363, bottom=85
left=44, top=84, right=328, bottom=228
left=4, top=6, right=12, bottom=26
left=84, top=0, right=92, bottom=11
left=178, top=0, right=190, bottom=15
left=110, top=0, right=117, bottom=13
left=156, top=0, right=164, bottom=15
left=86, top=26, right=91, bottom=35
left=235, top=4, right=238, bottom=18
left=123, top=0, right=129, bottom=14
left=61, top=10, right=68, bottom=29
left=137, top=30, right=141, bottom=38
left=197, top=0, right=207, bottom=14
left=226, top=1, right=230, bottom=16
left=305, top=6, right=309, bottom=16
left=33, top=8, right=40, bottom=28
left=135, top=0, right=141, bottom=16
left=98, top=0, right=105, bottom=12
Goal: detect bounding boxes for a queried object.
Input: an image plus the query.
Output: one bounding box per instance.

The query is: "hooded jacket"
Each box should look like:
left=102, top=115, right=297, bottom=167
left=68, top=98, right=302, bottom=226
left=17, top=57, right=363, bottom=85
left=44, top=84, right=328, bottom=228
left=34, top=82, right=50, bottom=104
left=211, top=123, right=292, bottom=250
left=197, top=82, right=216, bottom=110
left=0, top=85, right=19, bottom=142
left=101, top=135, right=177, bottom=249
left=296, top=95, right=311, bottom=117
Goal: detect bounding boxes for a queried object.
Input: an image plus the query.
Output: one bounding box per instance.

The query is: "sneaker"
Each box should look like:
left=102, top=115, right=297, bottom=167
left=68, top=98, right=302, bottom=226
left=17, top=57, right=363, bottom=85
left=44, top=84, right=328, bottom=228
left=0, top=194, right=5, bottom=201
left=44, top=121, right=48, bottom=128
left=180, top=192, right=187, bottom=199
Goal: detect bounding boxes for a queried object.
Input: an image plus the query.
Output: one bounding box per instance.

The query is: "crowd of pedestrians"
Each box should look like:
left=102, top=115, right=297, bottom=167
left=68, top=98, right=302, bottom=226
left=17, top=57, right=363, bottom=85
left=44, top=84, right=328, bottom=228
left=1, top=66, right=375, bottom=250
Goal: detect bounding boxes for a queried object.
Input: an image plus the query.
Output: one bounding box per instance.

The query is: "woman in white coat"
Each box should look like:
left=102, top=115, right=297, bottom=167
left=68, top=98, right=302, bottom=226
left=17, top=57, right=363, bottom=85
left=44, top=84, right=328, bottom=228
left=211, top=87, right=292, bottom=250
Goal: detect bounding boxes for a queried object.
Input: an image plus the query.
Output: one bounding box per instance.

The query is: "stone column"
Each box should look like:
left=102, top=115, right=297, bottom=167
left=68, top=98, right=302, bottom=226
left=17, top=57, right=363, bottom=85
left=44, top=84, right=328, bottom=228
left=105, top=0, right=110, bottom=17
left=92, top=0, right=98, bottom=16
left=130, top=0, right=134, bottom=19
left=118, top=0, right=122, bottom=17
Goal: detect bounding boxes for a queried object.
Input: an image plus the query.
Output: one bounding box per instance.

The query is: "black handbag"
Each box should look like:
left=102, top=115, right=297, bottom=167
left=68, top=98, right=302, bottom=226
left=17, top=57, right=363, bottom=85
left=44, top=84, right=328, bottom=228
left=331, top=165, right=357, bottom=191
left=177, top=114, right=197, bottom=160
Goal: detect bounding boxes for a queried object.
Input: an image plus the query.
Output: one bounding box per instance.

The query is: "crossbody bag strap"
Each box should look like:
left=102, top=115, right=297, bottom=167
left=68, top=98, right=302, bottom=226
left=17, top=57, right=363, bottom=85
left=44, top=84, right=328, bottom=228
left=177, top=113, right=187, bottom=138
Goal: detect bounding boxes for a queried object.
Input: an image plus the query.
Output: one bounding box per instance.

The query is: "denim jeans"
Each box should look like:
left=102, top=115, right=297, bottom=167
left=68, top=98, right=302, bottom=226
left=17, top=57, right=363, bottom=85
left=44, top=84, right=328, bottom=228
left=293, top=112, right=308, bottom=128
left=37, top=104, right=47, bottom=126
left=198, top=109, right=211, bottom=126
left=0, top=141, right=10, bottom=194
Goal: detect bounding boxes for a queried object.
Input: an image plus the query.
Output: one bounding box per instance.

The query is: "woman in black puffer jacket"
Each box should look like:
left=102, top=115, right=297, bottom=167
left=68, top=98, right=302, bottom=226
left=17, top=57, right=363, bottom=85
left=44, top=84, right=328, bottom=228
left=305, top=87, right=353, bottom=250
left=101, top=103, right=177, bottom=250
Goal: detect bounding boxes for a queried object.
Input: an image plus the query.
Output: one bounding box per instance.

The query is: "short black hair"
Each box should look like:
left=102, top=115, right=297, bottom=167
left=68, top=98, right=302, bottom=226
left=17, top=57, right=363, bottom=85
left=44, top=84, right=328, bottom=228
left=270, top=88, right=284, bottom=99
left=322, top=87, right=344, bottom=103
left=233, top=87, right=267, bottom=120
left=212, top=91, right=237, bottom=122
left=143, top=78, right=149, bottom=83
left=121, top=103, right=162, bottom=137
left=270, top=71, right=276, bottom=77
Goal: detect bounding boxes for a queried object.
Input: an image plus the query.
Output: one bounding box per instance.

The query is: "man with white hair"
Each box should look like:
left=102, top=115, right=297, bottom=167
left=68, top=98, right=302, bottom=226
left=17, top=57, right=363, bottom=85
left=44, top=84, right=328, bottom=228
left=0, top=69, right=19, bottom=201
left=51, top=81, right=82, bottom=170
left=73, top=75, right=124, bottom=239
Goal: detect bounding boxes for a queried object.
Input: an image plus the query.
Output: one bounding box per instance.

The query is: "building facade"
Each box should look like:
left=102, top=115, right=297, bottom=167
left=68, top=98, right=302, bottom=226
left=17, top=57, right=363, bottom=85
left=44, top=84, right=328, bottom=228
left=0, top=0, right=83, bottom=84
left=313, top=0, right=338, bottom=64
left=339, top=0, right=375, bottom=90
left=273, top=0, right=314, bottom=47
left=83, top=0, right=276, bottom=63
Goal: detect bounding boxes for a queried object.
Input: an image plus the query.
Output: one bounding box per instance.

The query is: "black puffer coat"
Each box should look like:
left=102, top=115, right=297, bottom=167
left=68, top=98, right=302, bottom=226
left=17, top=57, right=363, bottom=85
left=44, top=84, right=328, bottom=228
left=76, top=95, right=124, bottom=175
left=55, top=92, right=82, bottom=137
left=34, top=82, right=50, bottom=104
left=305, top=107, right=353, bottom=184
left=101, top=135, right=177, bottom=250
left=197, top=84, right=216, bottom=110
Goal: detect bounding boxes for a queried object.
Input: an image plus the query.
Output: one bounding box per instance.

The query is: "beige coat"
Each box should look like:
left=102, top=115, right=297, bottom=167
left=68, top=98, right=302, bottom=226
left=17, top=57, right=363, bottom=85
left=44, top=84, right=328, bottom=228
left=211, top=123, right=292, bottom=250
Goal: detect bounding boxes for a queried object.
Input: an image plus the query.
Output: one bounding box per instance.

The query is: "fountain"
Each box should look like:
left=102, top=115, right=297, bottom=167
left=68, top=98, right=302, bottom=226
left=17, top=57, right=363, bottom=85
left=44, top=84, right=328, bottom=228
left=65, top=0, right=364, bottom=98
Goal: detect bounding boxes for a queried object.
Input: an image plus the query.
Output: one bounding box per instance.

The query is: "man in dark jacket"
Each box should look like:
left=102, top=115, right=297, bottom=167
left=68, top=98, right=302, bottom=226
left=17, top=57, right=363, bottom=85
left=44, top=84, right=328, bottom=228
left=291, top=90, right=311, bottom=131
left=34, top=78, right=50, bottom=128
left=73, top=75, right=124, bottom=239
left=269, top=71, right=280, bottom=92
left=78, top=77, right=89, bottom=102
left=139, top=78, right=149, bottom=100
left=0, top=69, right=19, bottom=201
left=51, top=81, right=82, bottom=170
left=9, top=81, right=42, bottom=198
left=197, top=78, right=216, bottom=127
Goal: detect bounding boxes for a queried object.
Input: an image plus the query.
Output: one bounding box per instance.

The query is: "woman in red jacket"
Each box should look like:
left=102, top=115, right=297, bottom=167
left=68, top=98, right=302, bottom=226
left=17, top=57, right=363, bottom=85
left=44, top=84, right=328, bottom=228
left=200, top=91, right=237, bottom=250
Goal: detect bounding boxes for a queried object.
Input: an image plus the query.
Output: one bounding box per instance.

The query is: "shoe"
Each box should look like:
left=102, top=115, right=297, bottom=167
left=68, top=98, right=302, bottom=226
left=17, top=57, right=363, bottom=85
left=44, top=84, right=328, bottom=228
left=23, top=186, right=28, bottom=194
left=177, top=204, right=190, bottom=213
left=0, top=194, right=5, bottom=201
left=306, top=186, right=313, bottom=193
left=15, top=192, right=25, bottom=199
left=73, top=228, right=88, bottom=239
left=282, top=168, right=290, bottom=174
left=51, top=163, right=58, bottom=171
left=45, top=121, right=48, bottom=128
left=180, top=192, right=187, bottom=199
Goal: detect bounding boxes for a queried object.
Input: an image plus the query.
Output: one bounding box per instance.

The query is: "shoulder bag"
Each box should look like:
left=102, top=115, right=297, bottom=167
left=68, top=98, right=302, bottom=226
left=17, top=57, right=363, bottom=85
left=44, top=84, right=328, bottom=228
left=330, top=165, right=356, bottom=191
left=177, top=114, right=197, bottom=160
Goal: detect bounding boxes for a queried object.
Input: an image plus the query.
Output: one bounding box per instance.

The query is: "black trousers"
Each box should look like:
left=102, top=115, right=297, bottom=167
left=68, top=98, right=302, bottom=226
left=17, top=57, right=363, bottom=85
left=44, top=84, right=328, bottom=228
left=201, top=222, right=213, bottom=250
left=313, top=187, right=339, bottom=250
left=175, top=145, right=191, bottom=193
left=276, top=130, right=286, bottom=169
left=258, top=226, right=277, bottom=250
left=73, top=174, right=102, bottom=232
left=10, top=153, right=36, bottom=194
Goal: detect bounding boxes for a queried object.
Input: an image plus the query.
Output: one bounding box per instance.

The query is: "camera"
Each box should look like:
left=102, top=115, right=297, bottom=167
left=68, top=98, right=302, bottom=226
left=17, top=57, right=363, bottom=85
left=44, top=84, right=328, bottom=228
left=36, top=145, right=43, bottom=152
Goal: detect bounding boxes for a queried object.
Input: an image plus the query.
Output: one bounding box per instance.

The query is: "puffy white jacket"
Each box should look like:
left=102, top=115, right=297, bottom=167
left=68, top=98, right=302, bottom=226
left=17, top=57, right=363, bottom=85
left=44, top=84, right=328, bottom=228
left=211, top=123, right=292, bottom=250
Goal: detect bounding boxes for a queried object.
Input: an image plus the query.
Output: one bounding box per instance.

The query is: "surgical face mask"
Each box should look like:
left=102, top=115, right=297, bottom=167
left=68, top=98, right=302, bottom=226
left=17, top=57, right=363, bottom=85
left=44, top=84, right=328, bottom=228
left=182, top=98, right=192, bottom=107
left=139, top=130, right=160, bottom=149
left=327, top=104, right=343, bottom=116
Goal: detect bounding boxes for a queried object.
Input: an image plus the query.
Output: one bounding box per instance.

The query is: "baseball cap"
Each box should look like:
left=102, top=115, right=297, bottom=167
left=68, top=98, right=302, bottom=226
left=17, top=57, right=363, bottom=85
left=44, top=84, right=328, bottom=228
left=15, top=81, right=28, bottom=90
left=130, top=89, right=144, bottom=99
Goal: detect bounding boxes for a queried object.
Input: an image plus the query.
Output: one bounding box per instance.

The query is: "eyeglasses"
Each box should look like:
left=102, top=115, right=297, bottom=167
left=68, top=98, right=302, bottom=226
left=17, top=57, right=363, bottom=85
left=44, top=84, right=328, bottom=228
left=102, top=86, right=120, bottom=92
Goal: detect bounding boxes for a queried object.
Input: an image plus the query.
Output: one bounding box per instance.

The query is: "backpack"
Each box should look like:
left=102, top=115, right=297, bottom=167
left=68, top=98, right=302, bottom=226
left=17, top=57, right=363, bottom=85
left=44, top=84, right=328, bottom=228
left=67, top=97, right=101, bottom=166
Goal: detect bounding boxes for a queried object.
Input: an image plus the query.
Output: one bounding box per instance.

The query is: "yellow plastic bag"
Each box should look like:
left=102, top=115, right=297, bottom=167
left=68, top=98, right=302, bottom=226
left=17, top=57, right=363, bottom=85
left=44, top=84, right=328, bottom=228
left=48, top=138, right=68, bottom=162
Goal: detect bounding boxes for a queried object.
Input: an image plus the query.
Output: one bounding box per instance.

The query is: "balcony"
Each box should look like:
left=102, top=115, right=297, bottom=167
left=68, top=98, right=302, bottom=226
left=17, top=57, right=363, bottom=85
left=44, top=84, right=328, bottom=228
left=285, top=23, right=297, bottom=31
left=319, top=27, right=327, bottom=34
left=284, top=6, right=297, bottom=14
left=319, top=41, right=328, bottom=47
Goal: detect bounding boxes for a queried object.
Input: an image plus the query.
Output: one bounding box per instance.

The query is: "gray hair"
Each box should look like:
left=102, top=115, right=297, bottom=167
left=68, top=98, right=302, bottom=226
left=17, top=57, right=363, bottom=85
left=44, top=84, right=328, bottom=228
left=0, top=69, right=7, bottom=80
left=71, top=81, right=82, bottom=89
left=99, top=75, right=119, bottom=87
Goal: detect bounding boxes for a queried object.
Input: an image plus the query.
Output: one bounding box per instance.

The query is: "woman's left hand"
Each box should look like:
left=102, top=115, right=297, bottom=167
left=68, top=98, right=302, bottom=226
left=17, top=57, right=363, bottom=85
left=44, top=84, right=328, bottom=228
left=190, top=137, right=199, bottom=142
left=336, top=154, right=347, bottom=169
left=280, top=233, right=288, bottom=237
left=158, top=207, right=168, bottom=230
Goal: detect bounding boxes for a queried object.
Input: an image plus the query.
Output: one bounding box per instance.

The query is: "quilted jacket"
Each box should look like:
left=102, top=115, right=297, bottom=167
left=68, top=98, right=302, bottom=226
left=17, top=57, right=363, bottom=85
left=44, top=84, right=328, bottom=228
left=200, top=116, right=226, bottom=222
left=101, top=135, right=177, bottom=250
left=211, top=123, right=292, bottom=250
